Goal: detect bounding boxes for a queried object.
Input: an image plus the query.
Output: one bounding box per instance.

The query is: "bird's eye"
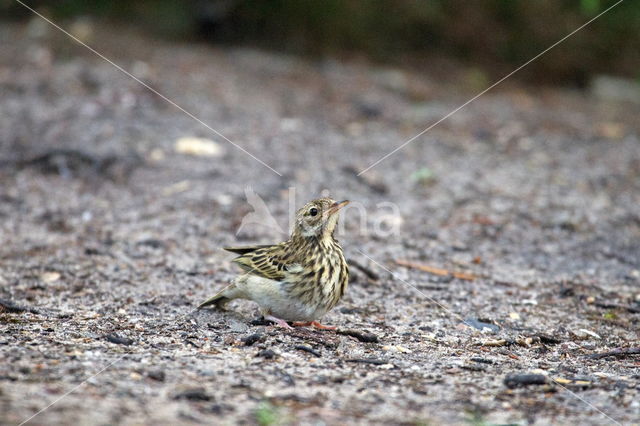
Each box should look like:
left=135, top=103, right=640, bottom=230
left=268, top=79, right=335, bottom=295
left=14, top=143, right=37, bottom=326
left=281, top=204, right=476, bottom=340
left=309, top=207, right=318, bottom=216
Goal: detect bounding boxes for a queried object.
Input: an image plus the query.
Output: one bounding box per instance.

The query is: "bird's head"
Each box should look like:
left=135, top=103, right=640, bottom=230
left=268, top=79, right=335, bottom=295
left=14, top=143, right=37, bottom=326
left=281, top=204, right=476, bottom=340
left=292, top=198, right=349, bottom=239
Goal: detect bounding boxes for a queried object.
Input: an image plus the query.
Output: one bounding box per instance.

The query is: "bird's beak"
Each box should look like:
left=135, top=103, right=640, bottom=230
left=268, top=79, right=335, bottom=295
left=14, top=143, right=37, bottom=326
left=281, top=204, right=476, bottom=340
left=326, top=200, right=350, bottom=216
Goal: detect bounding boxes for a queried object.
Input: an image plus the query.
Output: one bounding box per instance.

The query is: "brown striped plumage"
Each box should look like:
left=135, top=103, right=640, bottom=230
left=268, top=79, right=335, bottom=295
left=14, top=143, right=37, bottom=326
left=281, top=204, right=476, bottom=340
left=198, top=198, right=350, bottom=329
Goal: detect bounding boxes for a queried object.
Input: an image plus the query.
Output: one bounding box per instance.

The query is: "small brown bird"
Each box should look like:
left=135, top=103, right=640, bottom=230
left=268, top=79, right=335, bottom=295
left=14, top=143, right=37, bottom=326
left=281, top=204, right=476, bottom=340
left=198, top=198, right=350, bottom=329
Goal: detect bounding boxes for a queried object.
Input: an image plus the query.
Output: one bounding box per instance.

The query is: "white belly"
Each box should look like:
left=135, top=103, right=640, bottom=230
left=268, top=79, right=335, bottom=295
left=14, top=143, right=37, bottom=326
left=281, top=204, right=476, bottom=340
left=235, top=274, right=321, bottom=321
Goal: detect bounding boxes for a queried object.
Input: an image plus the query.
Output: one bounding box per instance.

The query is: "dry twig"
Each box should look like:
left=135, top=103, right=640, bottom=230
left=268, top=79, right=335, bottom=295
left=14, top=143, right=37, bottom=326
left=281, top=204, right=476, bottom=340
left=395, top=259, right=477, bottom=281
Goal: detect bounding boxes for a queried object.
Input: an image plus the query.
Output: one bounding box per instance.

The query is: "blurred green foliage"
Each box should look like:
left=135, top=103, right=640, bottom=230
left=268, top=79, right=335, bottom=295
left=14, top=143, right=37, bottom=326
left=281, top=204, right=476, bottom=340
left=4, top=0, right=639, bottom=84
left=254, top=401, right=280, bottom=426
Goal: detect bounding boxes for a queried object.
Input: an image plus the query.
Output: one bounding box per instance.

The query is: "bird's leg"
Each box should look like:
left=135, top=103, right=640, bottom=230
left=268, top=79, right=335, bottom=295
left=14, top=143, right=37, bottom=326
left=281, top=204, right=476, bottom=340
left=310, top=321, right=336, bottom=330
left=264, top=315, right=293, bottom=329
left=292, top=321, right=336, bottom=330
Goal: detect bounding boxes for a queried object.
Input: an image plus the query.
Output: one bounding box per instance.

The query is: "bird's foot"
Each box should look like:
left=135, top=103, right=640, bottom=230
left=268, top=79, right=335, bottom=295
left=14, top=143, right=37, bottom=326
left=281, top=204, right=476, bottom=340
left=264, top=315, right=293, bottom=329
left=292, top=321, right=336, bottom=330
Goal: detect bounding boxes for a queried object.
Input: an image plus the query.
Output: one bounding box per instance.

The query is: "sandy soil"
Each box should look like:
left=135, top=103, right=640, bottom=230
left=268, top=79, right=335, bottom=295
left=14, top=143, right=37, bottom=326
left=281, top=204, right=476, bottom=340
left=1, top=21, right=639, bottom=425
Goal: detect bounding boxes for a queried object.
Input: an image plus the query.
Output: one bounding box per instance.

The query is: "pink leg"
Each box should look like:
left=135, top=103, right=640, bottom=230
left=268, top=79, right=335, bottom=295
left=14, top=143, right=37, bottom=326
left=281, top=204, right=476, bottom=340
left=264, top=315, right=293, bottom=329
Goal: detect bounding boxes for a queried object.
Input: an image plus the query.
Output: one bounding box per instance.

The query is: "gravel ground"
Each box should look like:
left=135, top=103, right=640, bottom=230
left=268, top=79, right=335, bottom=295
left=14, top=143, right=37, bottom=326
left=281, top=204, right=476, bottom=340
left=1, top=21, right=639, bottom=426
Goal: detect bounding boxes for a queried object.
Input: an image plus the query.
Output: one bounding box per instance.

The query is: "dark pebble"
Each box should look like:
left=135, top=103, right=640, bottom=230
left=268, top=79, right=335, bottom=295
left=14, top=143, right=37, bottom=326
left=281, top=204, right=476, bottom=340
left=353, top=100, right=382, bottom=118
left=136, top=238, right=165, bottom=249
left=257, top=349, right=277, bottom=359
left=504, top=373, right=547, bottom=388
left=147, top=370, right=166, bottom=382
left=536, top=333, right=562, bottom=345
left=84, top=247, right=102, bottom=255
left=462, top=364, right=487, bottom=372
left=337, top=329, right=379, bottom=343
left=105, top=334, right=134, bottom=346
left=172, top=387, right=212, bottom=401
left=0, top=298, right=39, bottom=314
left=470, top=357, right=495, bottom=364
left=346, top=358, right=387, bottom=365
left=209, top=404, right=223, bottom=414
left=241, top=333, right=263, bottom=346
left=251, top=318, right=273, bottom=326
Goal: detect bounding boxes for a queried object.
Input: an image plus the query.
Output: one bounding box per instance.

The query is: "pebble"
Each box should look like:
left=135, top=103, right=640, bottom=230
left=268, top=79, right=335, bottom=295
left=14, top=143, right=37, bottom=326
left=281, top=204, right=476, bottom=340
left=257, top=349, right=277, bottom=359
left=241, top=333, right=263, bottom=346
left=174, top=137, right=225, bottom=157
left=147, top=370, right=166, bottom=382
left=172, top=388, right=212, bottom=401
left=504, top=373, right=547, bottom=388
left=105, top=334, right=134, bottom=346
left=41, top=272, right=61, bottom=283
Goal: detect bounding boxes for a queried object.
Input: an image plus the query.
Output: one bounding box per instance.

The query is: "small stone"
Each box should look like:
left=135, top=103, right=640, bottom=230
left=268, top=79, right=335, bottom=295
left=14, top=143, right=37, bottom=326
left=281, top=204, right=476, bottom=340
left=257, top=349, right=276, bottom=359
left=147, top=370, right=166, bottom=382
left=172, top=387, right=212, bottom=401
left=105, top=334, right=134, bottom=346
left=241, top=333, right=263, bottom=346
left=336, top=329, right=379, bottom=343
left=41, top=272, right=61, bottom=283
left=175, top=137, right=224, bottom=157
left=504, top=373, right=547, bottom=388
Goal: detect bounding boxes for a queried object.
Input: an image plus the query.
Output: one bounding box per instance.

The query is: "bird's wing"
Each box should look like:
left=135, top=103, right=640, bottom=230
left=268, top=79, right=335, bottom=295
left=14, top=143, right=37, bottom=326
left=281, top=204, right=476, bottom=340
left=223, top=245, right=272, bottom=255
left=226, top=243, right=295, bottom=281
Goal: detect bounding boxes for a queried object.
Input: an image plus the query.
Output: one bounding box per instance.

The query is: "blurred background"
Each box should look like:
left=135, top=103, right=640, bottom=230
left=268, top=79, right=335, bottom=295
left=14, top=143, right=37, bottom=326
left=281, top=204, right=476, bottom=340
left=3, top=0, right=640, bottom=87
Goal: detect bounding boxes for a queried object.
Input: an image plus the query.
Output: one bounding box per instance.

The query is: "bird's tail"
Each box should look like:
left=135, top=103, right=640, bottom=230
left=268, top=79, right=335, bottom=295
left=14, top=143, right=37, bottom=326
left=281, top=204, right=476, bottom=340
left=197, top=284, right=239, bottom=309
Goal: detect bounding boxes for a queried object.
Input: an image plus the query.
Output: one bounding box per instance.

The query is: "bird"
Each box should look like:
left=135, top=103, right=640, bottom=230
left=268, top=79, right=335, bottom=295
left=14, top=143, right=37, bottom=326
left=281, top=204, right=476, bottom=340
left=198, top=198, right=350, bottom=329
